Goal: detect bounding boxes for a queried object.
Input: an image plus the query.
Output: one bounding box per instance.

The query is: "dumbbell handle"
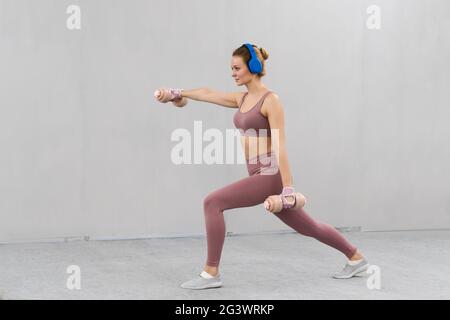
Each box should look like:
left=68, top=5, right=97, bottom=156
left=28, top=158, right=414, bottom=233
left=264, top=192, right=307, bottom=213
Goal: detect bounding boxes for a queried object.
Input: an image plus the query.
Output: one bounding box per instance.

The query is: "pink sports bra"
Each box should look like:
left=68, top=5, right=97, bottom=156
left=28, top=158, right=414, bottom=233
left=233, top=91, right=273, bottom=137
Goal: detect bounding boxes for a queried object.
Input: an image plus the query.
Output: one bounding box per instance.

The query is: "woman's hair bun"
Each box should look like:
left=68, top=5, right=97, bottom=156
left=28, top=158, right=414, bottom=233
left=259, top=47, right=269, bottom=60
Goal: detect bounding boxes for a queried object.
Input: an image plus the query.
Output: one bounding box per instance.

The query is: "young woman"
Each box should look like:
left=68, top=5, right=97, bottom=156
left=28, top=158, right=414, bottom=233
left=155, top=43, right=369, bottom=290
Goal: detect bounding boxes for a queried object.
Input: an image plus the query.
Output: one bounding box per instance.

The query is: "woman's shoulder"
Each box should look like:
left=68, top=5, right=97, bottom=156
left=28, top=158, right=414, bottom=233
left=267, top=90, right=279, bottom=99
left=261, top=91, right=282, bottom=116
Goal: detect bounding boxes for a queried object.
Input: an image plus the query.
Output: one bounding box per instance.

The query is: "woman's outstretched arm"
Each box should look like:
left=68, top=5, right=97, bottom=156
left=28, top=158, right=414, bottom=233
left=266, top=94, right=293, bottom=187
left=182, top=88, right=242, bottom=108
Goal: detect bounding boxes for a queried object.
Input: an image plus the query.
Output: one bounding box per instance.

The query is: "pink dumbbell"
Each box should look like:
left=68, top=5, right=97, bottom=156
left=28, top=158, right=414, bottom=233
left=264, top=192, right=307, bottom=213
left=154, top=88, right=188, bottom=108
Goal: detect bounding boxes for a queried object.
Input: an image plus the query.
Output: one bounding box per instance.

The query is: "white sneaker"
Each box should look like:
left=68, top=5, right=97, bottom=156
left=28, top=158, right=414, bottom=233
left=180, top=271, right=222, bottom=290
left=332, top=257, right=369, bottom=279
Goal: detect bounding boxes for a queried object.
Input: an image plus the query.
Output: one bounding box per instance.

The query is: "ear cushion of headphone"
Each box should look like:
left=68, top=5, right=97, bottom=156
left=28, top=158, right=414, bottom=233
left=244, top=43, right=263, bottom=74
left=248, top=57, right=262, bottom=74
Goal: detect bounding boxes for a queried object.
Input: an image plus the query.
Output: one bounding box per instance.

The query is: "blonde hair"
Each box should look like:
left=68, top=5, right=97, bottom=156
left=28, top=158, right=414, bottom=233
left=232, top=44, right=269, bottom=78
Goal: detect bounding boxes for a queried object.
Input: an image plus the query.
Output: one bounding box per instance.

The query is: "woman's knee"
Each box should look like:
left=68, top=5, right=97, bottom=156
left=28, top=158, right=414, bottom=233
left=203, top=192, right=222, bottom=214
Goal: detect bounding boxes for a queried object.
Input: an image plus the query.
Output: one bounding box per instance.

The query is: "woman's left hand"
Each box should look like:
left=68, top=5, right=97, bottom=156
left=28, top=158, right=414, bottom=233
left=281, top=186, right=296, bottom=209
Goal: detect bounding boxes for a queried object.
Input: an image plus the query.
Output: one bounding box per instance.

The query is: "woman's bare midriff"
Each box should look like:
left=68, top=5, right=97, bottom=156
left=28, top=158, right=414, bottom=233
left=241, top=135, right=272, bottom=160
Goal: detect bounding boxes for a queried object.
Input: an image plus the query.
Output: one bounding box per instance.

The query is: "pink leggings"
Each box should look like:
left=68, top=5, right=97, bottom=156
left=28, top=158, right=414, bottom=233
left=203, top=152, right=357, bottom=267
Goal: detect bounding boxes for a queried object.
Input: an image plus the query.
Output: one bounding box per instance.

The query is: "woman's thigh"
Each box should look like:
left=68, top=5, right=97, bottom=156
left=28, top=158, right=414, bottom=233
left=204, top=171, right=283, bottom=211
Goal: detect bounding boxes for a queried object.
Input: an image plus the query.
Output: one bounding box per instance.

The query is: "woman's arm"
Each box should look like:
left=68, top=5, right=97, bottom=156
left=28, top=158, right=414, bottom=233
left=182, top=88, right=242, bottom=108
left=266, top=94, right=293, bottom=188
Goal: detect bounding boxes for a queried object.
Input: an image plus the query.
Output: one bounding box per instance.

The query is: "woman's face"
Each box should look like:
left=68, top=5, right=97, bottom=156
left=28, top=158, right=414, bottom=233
left=231, top=56, right=251, bottom=86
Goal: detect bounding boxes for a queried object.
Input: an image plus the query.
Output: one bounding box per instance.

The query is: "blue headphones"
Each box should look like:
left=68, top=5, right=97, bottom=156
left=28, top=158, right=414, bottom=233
left=243, top=43, right=263, bottom=74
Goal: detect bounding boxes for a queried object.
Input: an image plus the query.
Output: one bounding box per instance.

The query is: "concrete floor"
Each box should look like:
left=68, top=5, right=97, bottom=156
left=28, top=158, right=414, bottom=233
left=0, top=230, right=449, bottom=300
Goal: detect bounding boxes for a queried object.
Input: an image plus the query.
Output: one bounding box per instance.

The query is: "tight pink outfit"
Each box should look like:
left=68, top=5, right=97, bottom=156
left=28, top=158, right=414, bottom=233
left=203, top=91, right=357, bottom=267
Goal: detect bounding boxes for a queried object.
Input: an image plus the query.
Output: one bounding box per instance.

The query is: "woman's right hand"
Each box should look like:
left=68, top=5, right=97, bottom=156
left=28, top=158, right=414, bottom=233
left=154, top=88, right=182, bottom=102
left=154, top=88, right=188, bottom=107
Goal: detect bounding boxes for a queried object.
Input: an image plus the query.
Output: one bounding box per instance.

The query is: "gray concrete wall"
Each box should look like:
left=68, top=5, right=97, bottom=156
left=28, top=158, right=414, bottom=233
left=1, top=0, right=449, bottom=243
